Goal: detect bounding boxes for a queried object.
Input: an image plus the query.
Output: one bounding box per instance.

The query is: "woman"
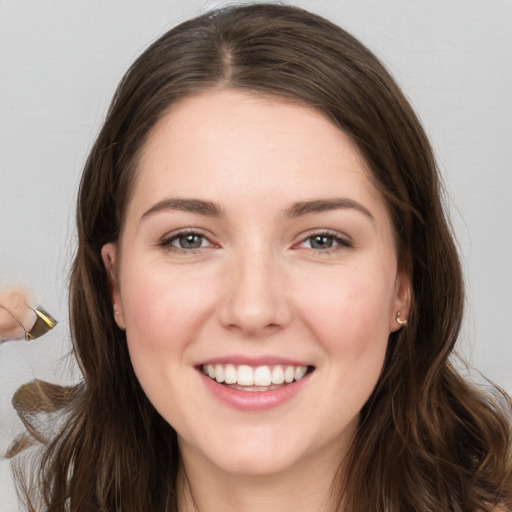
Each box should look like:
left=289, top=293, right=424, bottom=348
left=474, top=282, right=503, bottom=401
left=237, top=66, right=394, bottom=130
left=7, top=4, right=511, bottom=511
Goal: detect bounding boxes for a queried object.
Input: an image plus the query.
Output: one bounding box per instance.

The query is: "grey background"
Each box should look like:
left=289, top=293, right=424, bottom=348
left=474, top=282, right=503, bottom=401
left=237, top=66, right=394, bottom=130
left=1, top=1, right=511, bottom=508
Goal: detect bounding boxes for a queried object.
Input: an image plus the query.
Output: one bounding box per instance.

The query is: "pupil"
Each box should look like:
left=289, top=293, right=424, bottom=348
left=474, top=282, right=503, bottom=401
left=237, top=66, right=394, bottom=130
left=180, top=234, right=202, bottom=249
left=311, top=235, right=333, bottom=249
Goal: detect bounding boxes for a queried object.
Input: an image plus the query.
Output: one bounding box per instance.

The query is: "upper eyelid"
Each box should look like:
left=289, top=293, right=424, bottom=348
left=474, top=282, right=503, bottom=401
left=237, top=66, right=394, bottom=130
left=161, top=227, right=211, bottom=239
left=294, top=228, right=351, bottom=244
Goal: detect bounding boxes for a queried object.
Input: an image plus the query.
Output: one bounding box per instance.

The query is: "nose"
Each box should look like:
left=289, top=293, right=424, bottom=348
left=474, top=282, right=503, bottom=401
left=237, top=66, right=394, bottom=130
left=218, top=248, right=292, bottom=337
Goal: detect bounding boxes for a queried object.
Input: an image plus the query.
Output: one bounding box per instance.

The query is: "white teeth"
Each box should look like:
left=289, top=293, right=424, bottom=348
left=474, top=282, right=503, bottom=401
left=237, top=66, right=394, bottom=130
left=237, top=365, right=254, bottom=386
left=224, top=364, right=237, bottom=384
left=202, top=363, right=309, bottom=388
left=284, top=366, right=295, bottom=383
left=254, top=366, right=272, bottom=386
left=271, top=365, right=285, bottom=385
left=215, top=364, right=224, bottom=383
left=294, top=366, right=307, bottom=381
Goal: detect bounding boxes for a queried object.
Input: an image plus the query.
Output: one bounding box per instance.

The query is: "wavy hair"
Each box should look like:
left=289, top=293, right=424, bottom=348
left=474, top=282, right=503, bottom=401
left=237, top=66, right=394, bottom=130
left=9, top=4, right=511, bottom=511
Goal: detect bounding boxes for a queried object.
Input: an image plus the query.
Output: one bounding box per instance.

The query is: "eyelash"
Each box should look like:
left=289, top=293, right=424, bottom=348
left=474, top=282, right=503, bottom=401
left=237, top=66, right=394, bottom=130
left=159, top=229, right=214, bottom=253
left=295, top=230, right=352, bottom=255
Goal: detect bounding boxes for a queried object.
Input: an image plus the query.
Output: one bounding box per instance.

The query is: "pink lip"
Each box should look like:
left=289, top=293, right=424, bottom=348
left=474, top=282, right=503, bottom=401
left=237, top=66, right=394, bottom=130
left=199, top=370, right=312, bottom=411
left=198, top=355, right=310, bottom=367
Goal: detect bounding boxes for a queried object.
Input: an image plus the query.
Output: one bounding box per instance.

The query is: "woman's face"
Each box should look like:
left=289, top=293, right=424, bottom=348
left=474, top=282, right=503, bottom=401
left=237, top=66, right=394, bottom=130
left=102, top=89, right=410, bottom=478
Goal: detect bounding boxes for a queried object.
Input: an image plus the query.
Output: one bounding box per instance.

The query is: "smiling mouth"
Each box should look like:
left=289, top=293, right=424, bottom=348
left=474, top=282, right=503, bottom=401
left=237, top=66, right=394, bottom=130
left=200, top=363, right=314, bottom=391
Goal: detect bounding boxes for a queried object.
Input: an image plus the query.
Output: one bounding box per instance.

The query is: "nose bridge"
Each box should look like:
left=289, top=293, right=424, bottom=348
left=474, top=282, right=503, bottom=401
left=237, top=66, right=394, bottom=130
left=219, top=242, right=290, bottom=335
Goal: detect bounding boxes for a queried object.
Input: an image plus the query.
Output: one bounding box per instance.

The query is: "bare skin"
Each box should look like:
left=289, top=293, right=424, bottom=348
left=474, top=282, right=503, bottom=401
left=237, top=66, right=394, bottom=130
left=0, top=288, right=36, bottom=341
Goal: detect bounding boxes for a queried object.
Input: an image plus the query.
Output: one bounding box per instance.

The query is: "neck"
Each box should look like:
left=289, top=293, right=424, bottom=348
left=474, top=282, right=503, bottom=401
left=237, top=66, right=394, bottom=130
left=176, top=440, right=347, bottom=512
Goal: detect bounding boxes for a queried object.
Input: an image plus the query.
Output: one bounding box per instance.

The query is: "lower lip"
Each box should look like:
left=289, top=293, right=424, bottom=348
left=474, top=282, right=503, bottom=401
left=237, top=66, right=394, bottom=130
left=199, top=371, right=312, bottom=411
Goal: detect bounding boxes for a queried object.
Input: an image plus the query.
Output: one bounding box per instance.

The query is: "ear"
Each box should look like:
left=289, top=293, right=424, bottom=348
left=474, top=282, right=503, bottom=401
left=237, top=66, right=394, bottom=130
left=101, top=243, right=125, bottom=330
left=390, top=269, right=411, bottom=332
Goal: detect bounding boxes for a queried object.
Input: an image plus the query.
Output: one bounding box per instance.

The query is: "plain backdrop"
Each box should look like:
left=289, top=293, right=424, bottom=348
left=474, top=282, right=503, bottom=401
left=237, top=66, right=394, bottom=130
left=1, top=1, right=511, bottom=509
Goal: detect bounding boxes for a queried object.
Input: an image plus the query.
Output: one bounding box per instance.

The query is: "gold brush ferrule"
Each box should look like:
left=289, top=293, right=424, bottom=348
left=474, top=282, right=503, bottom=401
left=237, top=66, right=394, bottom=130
left=25, top=306, right=57, bottom=341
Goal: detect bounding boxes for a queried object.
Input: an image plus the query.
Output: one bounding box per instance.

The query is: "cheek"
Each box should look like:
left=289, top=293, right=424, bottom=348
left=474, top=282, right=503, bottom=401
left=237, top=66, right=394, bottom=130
left=121, top=263, right=214, bottom=350
left=119, top=264, right=216, bottom=426
left=283, top=263, right=395, bottom=441
left=296, top=262, right=395, bottom=361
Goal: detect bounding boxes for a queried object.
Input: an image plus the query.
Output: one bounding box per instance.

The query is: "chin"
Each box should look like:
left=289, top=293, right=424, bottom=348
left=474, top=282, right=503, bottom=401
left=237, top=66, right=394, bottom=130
left=204, top=446, right=307, bottom=478
left=178, top=421, right=347, bottom=480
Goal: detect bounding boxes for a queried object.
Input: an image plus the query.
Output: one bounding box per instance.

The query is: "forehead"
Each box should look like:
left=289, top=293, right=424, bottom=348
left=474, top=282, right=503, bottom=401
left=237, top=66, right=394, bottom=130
left=128, top=89, right=389, bottom=224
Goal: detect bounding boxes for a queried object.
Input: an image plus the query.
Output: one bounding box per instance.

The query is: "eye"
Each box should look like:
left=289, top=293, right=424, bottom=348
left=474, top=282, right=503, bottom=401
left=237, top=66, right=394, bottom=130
left=174, top=233, right=207, bottom=249
left=306, top=234, right=336, bottom=250
left=297, top=231, right=352, bottom=252
left=160, top=231, right=213, bottom=252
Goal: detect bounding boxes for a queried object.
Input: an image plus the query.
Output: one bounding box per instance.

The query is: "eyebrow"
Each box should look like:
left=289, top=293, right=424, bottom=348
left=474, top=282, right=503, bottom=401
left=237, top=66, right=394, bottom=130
left=284, top=198, right=375, bottom=221
left=141, top=198, right=224, bottom=219
left=141, top=197, right=374, bottom=222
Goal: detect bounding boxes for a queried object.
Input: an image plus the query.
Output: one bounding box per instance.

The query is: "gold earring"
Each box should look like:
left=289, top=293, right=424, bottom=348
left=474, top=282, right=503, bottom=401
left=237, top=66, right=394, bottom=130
left=396, top=311, right=407, bottom=325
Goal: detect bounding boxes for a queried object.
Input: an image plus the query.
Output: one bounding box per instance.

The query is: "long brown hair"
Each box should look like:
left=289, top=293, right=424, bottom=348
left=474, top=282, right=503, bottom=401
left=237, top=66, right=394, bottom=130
left=9, top=4, right=511, bottom=511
